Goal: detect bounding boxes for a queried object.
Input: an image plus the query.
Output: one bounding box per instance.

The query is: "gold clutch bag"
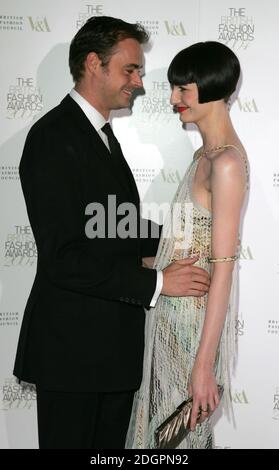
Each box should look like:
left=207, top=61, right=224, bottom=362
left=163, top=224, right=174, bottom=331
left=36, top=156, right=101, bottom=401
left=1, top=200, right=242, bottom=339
left=155, top=385, right=224, bottom=449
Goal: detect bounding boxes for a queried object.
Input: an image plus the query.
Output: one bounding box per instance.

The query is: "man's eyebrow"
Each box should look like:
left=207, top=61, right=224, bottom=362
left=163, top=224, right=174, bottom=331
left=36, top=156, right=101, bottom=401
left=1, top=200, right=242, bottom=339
left=124, top=63, right=143, bottom=69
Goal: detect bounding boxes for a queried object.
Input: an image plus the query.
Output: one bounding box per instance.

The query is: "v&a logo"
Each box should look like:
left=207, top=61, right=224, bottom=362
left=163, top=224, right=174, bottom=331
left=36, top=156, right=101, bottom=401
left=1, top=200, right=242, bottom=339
left=164, top=21, right=186, bottom=36
left=27, top=16, right=50, bottom=32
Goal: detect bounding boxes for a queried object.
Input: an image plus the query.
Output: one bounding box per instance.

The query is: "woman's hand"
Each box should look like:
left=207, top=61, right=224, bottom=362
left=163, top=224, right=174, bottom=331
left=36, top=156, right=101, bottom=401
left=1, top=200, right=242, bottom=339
left=188, top=363, right=221, bottom=431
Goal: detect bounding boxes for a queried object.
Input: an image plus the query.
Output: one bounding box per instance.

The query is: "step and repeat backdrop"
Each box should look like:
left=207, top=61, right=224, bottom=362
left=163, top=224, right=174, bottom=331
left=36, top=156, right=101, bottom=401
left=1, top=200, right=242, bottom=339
left=0, top=0, right=278, bottom=449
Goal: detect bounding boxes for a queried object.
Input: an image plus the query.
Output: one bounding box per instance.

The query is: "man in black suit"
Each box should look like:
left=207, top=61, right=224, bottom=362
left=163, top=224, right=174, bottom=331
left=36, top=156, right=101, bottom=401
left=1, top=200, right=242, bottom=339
left=13, top=16, right=210, bottom=448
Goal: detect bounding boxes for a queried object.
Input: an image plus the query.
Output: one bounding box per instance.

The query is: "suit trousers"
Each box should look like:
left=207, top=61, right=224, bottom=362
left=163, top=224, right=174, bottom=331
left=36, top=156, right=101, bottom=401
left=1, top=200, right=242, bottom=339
left=36, top=386, right=135, bottom=449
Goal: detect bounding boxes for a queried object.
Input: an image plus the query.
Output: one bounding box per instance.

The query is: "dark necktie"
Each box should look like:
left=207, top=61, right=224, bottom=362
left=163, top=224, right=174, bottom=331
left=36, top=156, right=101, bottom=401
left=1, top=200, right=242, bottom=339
left=101, top=123, right=139, bottom=203
left=101, top=122, right=123, bottom=158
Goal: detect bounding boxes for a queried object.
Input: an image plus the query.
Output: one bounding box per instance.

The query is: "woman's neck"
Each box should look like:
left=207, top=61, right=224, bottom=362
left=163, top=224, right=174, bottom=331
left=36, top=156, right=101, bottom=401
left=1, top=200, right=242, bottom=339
left=197, top=103, right=237, bottom=151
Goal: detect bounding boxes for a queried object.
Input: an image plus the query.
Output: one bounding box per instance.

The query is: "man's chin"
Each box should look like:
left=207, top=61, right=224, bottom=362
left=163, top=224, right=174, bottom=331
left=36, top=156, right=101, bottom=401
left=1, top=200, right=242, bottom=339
left=113, top=98, right=132, bottom=111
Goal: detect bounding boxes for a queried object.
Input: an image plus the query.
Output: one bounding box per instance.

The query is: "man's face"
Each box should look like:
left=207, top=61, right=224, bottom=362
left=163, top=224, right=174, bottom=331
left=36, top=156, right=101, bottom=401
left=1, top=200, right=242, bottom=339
left=96, top=38, right=144, bottom=116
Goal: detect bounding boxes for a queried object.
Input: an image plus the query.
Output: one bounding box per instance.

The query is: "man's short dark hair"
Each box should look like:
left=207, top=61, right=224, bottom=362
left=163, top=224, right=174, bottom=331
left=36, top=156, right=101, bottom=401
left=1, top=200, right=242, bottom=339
left=167, top=41, right=240, bottom=103
left=69, top=16, right=149, bottom=83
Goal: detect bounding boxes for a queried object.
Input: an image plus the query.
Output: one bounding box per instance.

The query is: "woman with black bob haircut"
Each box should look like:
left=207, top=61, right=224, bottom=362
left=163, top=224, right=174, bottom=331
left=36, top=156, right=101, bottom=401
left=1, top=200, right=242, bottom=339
left=167, top=41, right=240, bottom=103
left=126, top=41, right=249, bottom=449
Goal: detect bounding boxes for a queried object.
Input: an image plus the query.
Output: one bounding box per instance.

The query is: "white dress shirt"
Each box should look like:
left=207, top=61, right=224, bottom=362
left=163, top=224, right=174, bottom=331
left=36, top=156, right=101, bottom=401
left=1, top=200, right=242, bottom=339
left=70, top=88, right=110, bottom=149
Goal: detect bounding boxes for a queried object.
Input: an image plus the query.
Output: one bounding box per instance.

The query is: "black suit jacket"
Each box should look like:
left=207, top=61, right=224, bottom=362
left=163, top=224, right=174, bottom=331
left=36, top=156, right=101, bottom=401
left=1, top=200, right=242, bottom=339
left=13, top=95, right=160, bottom=392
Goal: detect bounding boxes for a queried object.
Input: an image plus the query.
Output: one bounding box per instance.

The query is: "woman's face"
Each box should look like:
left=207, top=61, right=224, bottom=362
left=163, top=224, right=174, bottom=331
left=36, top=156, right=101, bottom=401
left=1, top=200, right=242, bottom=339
left=170, top=82, right=211, bottom=124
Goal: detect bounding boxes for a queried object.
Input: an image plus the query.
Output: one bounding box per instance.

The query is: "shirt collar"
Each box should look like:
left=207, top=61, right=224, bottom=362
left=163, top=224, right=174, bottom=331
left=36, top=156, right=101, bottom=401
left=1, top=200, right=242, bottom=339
left=69, top=88, right=108, bottom=131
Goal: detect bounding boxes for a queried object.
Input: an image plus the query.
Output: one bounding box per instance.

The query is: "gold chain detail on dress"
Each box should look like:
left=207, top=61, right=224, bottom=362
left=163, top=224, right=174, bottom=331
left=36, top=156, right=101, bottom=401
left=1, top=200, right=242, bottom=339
left=208, top=255, right=239, bottom=263
left=197, top=145, right=228, bottom=159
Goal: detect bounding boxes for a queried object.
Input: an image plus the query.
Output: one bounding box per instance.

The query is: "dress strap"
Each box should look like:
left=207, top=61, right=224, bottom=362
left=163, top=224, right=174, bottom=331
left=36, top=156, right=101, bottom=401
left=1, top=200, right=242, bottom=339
left=222, top=144, right=243, bottom=157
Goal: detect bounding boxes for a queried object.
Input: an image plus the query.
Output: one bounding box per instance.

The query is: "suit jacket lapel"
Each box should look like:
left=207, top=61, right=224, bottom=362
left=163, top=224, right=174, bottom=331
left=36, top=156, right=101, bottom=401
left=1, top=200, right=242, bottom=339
left=60, top=95, right=139, bottom=204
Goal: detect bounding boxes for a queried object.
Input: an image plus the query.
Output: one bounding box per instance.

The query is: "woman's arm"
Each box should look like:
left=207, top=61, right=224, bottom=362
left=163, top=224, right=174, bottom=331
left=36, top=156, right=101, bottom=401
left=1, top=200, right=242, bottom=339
left=189, top=148, right=247, bottom=430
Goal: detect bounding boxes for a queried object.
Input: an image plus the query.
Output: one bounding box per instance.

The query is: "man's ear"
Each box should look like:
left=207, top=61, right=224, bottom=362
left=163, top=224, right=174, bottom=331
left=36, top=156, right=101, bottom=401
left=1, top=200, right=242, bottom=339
left=85, top=52, right=102, bottom=74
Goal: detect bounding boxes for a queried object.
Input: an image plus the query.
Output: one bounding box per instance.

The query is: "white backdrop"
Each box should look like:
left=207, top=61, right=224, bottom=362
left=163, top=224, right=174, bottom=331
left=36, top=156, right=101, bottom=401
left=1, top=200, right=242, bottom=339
left=0, top=0, right=278, bottom=449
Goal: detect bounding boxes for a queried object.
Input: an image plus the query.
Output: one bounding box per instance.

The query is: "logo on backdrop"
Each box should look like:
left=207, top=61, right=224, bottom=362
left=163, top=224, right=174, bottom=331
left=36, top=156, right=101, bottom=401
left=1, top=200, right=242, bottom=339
left=273, top=172, right=279, bottom=187
left=27, top=16, right=50, bottom=32
left=273, top=388, right=279, bottom=420
left=164, top=21, right=186, bottom=36
left=4, top=225, right=37, bottom=268
left=235, top=317, right=245, bottom=336
left=218, top=7, right=255, bottom=50
left=1, top=378, right=36, bottom=410
left=161, top=169, right=182, bottom=185
left=230, top=389, right=249, bottom=404
left=0, top=15, right=23, bottom=31
left=0, top=312, right=19, bottom=328
left=237, top=97, right=259, bottom=113
left=132, top=168, right=156, bottom=184
left=239, top=245, right=254, bottom=260
left=0, top=15, right=50, bottom=32
left=0, top=165, right=19, bottom=181
left=140, top=80, right=174, bottom=123
left=76, top=4, right=104, bottom=29
left=267, top=320, right=279, bottom=335
left=137, top=20, right=159, bottom=36
left=6, top=77, right=43, bottom=119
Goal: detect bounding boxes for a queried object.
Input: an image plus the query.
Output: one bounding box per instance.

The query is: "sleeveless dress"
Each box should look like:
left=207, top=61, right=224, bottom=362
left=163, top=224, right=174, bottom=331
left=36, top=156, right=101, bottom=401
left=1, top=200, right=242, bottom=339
left=126, top=145, right=248, bottom=449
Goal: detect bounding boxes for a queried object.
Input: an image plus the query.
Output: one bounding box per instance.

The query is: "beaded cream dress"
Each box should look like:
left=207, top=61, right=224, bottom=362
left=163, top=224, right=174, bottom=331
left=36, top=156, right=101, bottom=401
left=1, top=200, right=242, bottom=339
left=126, top=146, right=246, bottom=449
